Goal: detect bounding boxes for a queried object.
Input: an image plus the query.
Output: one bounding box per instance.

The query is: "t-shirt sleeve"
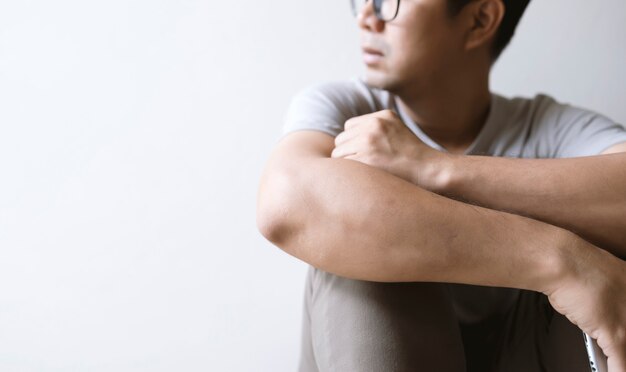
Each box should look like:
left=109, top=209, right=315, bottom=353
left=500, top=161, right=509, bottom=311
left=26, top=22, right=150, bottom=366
left=531, top=95, right=626, bottom=158
left=280, top=79, right=378, bottom=140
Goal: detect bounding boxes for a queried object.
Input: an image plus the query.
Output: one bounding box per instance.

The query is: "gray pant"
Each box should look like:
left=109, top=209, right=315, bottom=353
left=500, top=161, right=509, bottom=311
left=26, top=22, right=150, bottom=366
left=299, top=266, right=590, bottom=372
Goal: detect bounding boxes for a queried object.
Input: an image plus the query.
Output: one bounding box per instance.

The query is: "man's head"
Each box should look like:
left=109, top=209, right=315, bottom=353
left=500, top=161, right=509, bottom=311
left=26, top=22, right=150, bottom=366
left=357, top=0, right=531, bottom=94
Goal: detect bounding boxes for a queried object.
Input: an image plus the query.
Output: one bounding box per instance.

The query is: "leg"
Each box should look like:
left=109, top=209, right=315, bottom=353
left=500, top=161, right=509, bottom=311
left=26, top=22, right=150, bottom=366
left=494, top=290, right=590, bottom=372
left=298, top=265, right=466, bottom=372
left=445, top=284, right=520, bottom=372
left=299, top=266, right=320, bottom=372
left=543, top=312, right=593, bottom=372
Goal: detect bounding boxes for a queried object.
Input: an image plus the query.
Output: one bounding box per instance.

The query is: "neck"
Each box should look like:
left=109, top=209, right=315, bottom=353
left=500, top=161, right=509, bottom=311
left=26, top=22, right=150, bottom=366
left=394, top=69, right=492, bottom=154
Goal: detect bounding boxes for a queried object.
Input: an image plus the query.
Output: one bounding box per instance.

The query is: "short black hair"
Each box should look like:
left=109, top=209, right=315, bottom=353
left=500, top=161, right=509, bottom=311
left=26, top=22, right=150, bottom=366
left=447, top=0, right=531, bottom=61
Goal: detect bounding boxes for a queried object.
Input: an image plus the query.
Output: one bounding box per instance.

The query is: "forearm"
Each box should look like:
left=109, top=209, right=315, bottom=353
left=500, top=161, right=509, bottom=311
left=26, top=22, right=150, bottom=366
left=429, top=153, right=626, bottom=258
left=265, top=157, right=581, bottom=293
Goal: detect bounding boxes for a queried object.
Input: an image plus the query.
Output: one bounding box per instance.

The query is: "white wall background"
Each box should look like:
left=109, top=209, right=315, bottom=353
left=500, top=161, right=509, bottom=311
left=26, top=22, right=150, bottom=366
left=0, top=0, right=624, bottom=371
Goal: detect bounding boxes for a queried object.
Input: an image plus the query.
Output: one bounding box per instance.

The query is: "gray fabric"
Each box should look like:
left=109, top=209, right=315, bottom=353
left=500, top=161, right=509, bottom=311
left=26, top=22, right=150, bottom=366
left=281, top=78, right=626, bottom=371
left=300, top=266, right=466, bottom=372
left=300, top=267, right=591, bottom=372
left=282, top=77, right=626, bottom=158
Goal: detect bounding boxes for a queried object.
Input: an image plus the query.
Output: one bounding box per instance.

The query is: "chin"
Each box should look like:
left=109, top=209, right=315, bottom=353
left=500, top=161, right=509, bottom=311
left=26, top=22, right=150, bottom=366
left=362, top=69, right=402, bottom=93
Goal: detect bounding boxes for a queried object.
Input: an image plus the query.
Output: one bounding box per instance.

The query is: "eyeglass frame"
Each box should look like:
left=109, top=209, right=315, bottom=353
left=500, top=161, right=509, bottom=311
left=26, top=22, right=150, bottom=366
left=350, top=0, right=401, bottom=22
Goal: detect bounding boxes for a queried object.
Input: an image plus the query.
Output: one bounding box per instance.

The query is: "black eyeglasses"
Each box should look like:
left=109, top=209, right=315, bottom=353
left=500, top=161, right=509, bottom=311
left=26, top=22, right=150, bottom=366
left=350, top=0, right=400, bottom=22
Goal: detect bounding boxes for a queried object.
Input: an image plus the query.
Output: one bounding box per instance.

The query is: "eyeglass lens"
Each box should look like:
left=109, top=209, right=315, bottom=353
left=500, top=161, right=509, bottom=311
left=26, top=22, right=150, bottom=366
left=351, top=0, right=399, bottom=22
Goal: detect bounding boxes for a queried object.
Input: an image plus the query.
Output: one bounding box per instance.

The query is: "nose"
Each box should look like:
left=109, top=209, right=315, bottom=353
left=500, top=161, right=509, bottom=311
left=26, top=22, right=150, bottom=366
left=357, top=0, right=385, bottom=33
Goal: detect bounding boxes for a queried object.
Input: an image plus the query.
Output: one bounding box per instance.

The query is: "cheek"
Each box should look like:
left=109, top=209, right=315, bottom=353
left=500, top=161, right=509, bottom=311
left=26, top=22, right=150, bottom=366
left=387, top=30, right=437, bottom=75
left=387, top=4, right=460, bottom=67
left=387, top=22, right=459, bottom=76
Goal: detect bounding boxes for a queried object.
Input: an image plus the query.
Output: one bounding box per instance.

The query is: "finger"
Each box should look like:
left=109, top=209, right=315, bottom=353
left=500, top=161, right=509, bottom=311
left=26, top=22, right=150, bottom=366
left=344, top=116, right=361, bottom=131
left=335, top=128, right=360, bottom=147
left=344, top=113, right=377, bottom=131
left=351, top=114, right=398, bottom=134
left=331, top=142, right=360, bottom=158
left=378, top=109, right=398, bottom=119
left=363, top=109, right=398, bottom=122
left=334, top=131, right=347, bottom=147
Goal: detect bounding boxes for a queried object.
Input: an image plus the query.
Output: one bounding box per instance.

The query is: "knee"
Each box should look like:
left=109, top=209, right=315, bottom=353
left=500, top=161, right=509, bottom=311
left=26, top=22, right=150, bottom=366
left=313, top=269, right=454, bottom=319
left=307, top=270, right=465, bottom=372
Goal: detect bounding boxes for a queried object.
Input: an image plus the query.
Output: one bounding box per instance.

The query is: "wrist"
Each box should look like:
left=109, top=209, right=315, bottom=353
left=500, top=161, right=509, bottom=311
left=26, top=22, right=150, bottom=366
left=538, top=229, right=599, bottom=296
left=417, top=151, right=459, bottom=193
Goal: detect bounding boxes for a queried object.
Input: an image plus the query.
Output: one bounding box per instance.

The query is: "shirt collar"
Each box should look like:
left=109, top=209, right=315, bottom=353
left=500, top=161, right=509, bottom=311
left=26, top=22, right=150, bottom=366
left=392, top=93, right=502, bottom=156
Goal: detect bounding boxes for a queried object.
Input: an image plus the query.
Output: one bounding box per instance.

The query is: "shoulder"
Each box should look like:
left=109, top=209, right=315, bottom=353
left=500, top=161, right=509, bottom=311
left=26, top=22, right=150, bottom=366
left=494, top=93, right=626, bottom=157
left=282, top=78, right=392, bottom=138
left=289, top=77, right=391, bottom=114
left=495, top=92, right=609, bottom=127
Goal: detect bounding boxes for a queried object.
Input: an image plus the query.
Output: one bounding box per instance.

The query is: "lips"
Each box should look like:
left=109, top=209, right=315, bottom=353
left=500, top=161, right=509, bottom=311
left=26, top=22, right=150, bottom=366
left=362, top=46, right=385, bottom=65
left=362, top=46, right=384, bottom=56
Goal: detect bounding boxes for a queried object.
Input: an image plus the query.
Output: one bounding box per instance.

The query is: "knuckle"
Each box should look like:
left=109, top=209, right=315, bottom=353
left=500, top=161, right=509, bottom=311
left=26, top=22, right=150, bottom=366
left=365, top=153, right=378, bottom=165
left=345, top=116, right=361, bottom=128
left=381, top=109, right=396, bottom=119
left=371, top=119, right=387, bottom=135
left=366, top=132, right=378, bottom=145
left=373, top=119, right=385, bottom=131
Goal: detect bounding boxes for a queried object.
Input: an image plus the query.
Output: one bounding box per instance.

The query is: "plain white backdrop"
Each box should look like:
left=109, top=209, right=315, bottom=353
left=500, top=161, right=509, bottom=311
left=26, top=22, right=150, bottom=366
left=0, top=0, right=625, bottom=371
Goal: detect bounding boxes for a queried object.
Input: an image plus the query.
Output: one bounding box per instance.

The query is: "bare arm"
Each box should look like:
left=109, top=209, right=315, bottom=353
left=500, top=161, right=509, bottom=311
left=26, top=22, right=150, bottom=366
left=257, top=131, right=626, bottom=365
left=327, top=109, right=626, bottom=258
left=257, top=131, right=580, bottom=292
left=429, top=142, right=626, bottom=258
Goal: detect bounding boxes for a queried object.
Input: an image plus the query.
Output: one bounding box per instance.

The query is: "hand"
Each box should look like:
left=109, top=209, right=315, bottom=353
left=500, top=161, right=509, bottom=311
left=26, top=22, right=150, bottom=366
left=331, top=110, right=445, bottom=187
left=545, top=241, right=626, bottom=372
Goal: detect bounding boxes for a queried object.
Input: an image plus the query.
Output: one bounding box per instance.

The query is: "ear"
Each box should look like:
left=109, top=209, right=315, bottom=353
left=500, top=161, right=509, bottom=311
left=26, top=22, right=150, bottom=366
left=463, top=0, right=505, bottom=53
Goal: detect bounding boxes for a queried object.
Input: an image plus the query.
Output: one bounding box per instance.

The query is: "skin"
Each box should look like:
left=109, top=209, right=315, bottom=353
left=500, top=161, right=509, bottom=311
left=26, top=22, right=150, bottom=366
left=332, top=111, right=626, bottom=258
left=359, top=0, right=495, bottom=152
left=257, top=0, right=626, bottom=369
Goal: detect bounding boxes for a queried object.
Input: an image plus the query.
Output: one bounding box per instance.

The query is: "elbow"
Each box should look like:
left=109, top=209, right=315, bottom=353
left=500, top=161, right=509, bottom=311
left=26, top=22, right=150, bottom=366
left=257, top=200, right=310, bottom=263
left=255, top=162, right=332, bottom=268
left=256, top=168, right=298, bottom=247
left=256, top=203, right=287, bottom=246
left=256, top=174, right=324, bottom=267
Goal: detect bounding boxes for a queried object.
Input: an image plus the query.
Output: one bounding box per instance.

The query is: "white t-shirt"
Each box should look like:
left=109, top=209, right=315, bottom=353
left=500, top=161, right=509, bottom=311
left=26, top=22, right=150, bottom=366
left=282, top=77, right=626, bottom=158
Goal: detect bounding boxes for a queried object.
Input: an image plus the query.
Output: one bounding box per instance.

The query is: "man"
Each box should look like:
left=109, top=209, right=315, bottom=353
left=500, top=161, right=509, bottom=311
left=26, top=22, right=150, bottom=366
left=256, top=0, right=626, bottom=371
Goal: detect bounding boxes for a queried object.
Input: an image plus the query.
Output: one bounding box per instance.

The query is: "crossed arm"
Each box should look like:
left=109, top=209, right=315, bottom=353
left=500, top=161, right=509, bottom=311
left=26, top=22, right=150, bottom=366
left=256, top=126, right=626, bottom=365
left=258, top=126, right=626, bottom=285
left=425, top=142, right=626, bottom=259
left=258, top=130, right=602, bottom=291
